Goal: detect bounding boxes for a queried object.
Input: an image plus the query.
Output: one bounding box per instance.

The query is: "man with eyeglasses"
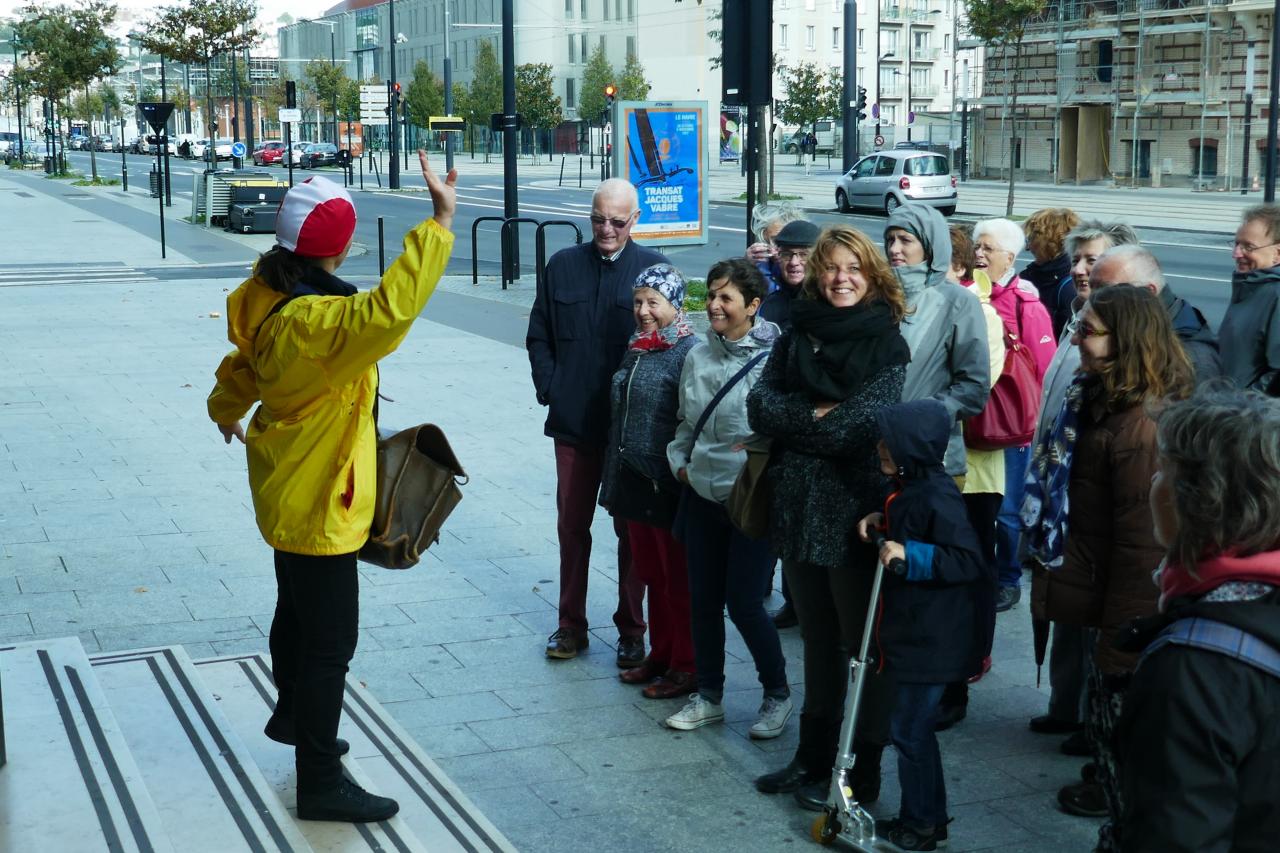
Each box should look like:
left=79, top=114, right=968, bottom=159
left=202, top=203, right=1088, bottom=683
left=758, top=219, right=819, bottom=331
left=1087, top=244, right=1221, bottom=383
left=1221, top=205, right=1280, bottom=394
left=526, top=178, right=671, bottom=663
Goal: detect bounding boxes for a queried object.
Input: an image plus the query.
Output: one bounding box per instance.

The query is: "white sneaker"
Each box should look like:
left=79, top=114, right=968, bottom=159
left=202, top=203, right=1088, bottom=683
left=664, top=694, right=725, bottom=731
left=749, top=695, right=794, bottom=739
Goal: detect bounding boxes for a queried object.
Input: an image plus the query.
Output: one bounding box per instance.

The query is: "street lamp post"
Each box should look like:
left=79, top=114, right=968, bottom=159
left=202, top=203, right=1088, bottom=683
left=841, top=0, right=857, bottom=171
left=3, top=39, right=24, bottom=162
left=388, top=0, right=399, bottom=190
left=876, top=51, right=895, bottom=143
left=443, top=0, right=454, bottom=172
left=1265, top=0, right=1279, bottom=202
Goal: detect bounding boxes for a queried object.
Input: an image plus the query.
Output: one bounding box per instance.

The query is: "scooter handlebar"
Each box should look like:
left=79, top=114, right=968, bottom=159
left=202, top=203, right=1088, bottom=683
left=870, top=529, right=907, bottom=577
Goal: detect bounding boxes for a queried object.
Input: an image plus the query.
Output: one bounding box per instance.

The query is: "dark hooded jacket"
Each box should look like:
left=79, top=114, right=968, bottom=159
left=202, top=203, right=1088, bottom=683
left=1160, top=284, right=1223, bottom=384
left=1113, top=586, right=1280, bottom=853
left=873, top=399, right=993, bottom=684
left=1219, top=265, right=1280, bottom=393
left=885, top=204, right=991, bottom=477
left=1020, top=253, right=1074, bottom=340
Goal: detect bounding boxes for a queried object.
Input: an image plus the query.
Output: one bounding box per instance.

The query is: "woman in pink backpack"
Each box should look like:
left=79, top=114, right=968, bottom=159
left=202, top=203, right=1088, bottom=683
left=972, top=218, right=1056, bottom=614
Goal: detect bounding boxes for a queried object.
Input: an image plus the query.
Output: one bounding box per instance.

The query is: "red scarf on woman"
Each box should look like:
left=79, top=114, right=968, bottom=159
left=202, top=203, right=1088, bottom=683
left=1158, top=549, right=1280, bottom=611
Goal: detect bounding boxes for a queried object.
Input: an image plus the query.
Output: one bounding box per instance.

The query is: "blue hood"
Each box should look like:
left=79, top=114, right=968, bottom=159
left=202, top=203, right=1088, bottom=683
left=875, top=398, right=951, bottom=480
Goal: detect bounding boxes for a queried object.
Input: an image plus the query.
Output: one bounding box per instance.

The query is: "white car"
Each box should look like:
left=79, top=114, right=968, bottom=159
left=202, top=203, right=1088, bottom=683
left=213, top=138, right=235, bottom=160
left=187, top=138, right=209, bottom=161
left=287, top=142, right=308, bottom=166
left=834, top=149, right=958, bottom=216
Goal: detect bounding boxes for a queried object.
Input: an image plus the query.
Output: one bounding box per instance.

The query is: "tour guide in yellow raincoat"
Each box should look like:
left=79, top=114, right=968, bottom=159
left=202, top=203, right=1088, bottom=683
left=206, top=154, right=456, bottom=824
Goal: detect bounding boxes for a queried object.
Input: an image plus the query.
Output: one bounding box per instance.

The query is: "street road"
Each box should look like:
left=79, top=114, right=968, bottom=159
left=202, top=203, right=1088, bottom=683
left=64, top=148, right=1237, bottom=328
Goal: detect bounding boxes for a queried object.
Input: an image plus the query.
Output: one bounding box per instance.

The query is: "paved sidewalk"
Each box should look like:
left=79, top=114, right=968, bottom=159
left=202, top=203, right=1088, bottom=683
left=0, top=184, right=1104, bottom=852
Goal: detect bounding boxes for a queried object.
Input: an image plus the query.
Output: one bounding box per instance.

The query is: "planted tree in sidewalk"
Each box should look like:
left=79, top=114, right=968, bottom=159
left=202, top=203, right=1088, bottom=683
left=304, top=60, right=345, bottom=143
left=404, top=61, right=443, bottom=135
left=137, top=0, right=259, bottom=164
left=778, top=61, right=834, bottom=158
left=616, top=53, right=650, bottom=101
left=515, top=62, right=562, bottom=161
left=963, top=0, right=1046, bottom=215
left=579, top=44, right=615, bottom=127
left=15, top=1, right=121, bottom=179
left=467, top=40, right=501, bottom=158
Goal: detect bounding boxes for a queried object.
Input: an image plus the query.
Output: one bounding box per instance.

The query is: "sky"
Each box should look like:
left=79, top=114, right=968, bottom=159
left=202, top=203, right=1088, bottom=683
left=0, top=0, right=334, bottom=48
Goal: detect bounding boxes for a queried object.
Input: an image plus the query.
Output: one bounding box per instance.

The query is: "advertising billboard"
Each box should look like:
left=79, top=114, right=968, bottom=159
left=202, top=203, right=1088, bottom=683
left=612, top=101, right=709, bottom=246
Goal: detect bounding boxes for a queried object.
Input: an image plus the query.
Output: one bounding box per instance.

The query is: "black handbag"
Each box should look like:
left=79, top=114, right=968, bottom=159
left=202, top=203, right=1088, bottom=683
left=611, top=460, right=680, bottom=528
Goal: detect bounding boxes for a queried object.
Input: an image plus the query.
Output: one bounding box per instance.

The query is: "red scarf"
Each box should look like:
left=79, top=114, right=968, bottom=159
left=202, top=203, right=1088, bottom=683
left=1158, top=549, right=1280, bottom=612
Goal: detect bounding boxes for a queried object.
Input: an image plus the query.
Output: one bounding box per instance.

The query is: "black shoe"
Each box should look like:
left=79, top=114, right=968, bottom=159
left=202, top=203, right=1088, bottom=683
left=1060, top=730, right=1091, bottom=757
left=755, top=757, right=825, bottom=794
left=995, top=585, right=1021, bottom=612
left=297, top=777, right=399, bottom=823
left=794, top=778, right=827, bottom=811
left=875, top=817, right=942, bottom=851
left=616, top=635, right=646, bottom=669
left=1057, top=781, right=1108, bottom=818
left=264, top=718, right=350, bottom=756
left=771, top=603, right=798, bottom=629
left=1029, top=714, right=1083, bottom=735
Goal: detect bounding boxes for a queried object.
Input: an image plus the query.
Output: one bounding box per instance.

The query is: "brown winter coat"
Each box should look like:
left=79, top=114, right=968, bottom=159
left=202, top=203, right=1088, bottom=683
left=1031, top=395, right=1164, bottom=675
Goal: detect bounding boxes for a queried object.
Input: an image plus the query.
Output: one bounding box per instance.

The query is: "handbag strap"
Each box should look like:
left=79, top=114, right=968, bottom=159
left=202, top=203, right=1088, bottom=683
left=685, top=350, right=769, bottom=463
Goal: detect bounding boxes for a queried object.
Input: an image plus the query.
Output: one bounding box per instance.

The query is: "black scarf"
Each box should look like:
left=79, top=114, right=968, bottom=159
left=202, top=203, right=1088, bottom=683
left=294, top=265, right=358, bottom=298
left=789, top=298, right=911, bottom=400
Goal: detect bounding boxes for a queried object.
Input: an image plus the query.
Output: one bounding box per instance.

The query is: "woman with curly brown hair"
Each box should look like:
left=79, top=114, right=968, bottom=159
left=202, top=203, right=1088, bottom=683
left=1022, top=207, right=1082, bottom=340
left=1021, top=285, right=1193, bottom=850
left=747, top=225, right=911, bottom=811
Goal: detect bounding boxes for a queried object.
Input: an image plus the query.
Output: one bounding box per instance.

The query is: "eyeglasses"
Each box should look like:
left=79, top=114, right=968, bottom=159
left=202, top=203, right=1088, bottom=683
left=1232, top=240, right=1280, bottom=253
left=590, top=213, right=634, bottom=229
left=1075, top=322, right=1110, bottom=339
left=778, top=249, right=810, bottom=263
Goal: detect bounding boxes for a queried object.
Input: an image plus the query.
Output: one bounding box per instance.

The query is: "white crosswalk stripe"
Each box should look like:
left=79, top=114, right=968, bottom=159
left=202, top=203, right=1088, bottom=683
left=0, top=263, right=159, bottom=288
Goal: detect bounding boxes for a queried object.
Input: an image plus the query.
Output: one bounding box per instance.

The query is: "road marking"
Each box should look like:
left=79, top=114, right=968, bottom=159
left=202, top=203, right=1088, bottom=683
left=0, top=263, right=158, bottom=288
left=1140, top=240, right=1230, bottom=252
left=1164, top=273, right=1230, bottom=284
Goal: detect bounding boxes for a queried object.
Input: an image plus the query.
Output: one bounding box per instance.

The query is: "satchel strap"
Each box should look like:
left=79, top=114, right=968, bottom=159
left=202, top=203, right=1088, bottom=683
left=686, top=351, right=769, bottom=463
left=1142, top=616, right=1280, bottom=680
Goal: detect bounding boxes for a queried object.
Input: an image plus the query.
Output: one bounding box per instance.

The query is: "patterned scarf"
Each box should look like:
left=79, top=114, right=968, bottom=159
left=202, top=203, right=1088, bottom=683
left=628, top=314, right=696, bottom=352
left=1020, top=374, right=1088, bottom=570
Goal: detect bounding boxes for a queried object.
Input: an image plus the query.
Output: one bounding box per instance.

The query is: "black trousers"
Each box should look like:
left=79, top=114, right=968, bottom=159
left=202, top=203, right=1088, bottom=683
left=269, top=549, right=360, bottom=794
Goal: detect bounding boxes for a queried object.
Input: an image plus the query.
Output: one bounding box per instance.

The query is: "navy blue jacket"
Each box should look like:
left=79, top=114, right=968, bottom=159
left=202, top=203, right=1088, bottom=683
left=526, top=239, right=669, bottom=445
left=874, top=399, right=993, bottom=684
left=759, top=282, right=800, bottom=331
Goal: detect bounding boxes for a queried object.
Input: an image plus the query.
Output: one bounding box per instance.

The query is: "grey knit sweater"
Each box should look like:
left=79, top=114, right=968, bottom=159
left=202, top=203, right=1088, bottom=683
left=747, top=329, right=906, bottom=569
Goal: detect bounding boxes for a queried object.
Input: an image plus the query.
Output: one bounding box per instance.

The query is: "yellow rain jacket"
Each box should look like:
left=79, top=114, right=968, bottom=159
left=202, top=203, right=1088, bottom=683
left=208, top=219, right=454, bottom=556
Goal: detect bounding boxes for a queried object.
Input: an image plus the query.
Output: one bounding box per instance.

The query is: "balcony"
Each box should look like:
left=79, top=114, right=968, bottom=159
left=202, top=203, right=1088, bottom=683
left=911, top=47, right=941, bottom=61
left=881, top=3, right=937, bottom=22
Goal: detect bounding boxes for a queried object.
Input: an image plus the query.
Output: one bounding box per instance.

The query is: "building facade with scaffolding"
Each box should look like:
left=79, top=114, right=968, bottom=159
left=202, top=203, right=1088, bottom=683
left=970, top=0, right=1276, bottom=189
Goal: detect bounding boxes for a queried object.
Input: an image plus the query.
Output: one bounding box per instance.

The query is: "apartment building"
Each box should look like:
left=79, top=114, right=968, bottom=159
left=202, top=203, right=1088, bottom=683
left=971, top=0, right=1277, bottom=188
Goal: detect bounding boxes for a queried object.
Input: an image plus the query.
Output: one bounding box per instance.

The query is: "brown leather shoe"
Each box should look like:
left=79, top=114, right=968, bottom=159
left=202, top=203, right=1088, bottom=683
left=616, top=635, right=646, bottom=668
left=545, top=628, right=588, bottom=660
left=642, top=670, right=696, bottom=700
left=620, top=658, right=666, bottom=685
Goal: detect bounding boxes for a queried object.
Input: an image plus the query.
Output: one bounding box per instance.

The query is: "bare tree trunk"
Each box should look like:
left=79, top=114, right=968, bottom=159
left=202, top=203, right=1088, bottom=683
left=1005, top=44, right=1020, bottom=217
left=87, top=87, right=100, bottom=181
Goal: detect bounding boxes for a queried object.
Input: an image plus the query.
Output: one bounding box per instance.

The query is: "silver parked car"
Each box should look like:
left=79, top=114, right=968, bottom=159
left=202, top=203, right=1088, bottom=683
left=835, top=150, right=958, bottom=216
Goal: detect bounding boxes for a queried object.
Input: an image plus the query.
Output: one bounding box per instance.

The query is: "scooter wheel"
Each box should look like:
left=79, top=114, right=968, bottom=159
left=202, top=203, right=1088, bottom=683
left=810, top=812, right=840, bottom=845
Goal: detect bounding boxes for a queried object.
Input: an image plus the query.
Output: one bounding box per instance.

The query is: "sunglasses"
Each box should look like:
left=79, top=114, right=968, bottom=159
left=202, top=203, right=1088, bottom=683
left=1076, top=322, right=1110, bottom=339
left=590, top=213, right=634, bottom=229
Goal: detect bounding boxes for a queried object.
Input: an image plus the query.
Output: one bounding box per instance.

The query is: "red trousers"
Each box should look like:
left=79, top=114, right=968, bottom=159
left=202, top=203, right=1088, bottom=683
left=626, top=520, right=695, bottom=674
left=554, top=440, right=645, bottom=637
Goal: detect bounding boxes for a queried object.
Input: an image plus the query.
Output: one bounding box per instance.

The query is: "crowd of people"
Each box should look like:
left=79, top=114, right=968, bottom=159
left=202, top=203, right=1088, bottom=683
left=525, top=183, right=1280, bottom=852
left=204, top=155, right=1279, bottom=848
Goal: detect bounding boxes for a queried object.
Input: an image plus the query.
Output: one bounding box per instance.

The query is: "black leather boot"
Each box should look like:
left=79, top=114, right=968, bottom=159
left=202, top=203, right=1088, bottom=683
left=850, top=742, right=883, bottom=804
left=755, top=713, right=827, bottom=794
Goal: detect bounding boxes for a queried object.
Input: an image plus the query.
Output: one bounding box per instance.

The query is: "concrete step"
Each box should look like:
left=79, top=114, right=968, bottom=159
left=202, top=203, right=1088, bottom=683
left=0, top=636, right=173, bottom=853
left=194, top=652, right=516, bottom=853
left=90, top=646, right=315, bottom=853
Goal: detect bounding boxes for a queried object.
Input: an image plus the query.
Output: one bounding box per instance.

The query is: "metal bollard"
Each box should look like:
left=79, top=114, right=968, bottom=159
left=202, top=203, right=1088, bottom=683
left=558, top=156, right=564, bottom=187
left=378, top=217, right=385, bottom=276
left=578, top=157, right=583, bottom=188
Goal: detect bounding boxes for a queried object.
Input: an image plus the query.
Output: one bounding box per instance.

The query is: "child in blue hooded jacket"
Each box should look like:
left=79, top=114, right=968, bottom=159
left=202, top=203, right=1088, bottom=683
left=856, top=398, right=993, bottom=852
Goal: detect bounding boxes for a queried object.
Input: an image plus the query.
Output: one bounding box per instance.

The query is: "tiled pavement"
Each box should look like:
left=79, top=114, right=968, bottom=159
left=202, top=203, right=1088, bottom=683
left=0, top=182, right=1103, bottom=852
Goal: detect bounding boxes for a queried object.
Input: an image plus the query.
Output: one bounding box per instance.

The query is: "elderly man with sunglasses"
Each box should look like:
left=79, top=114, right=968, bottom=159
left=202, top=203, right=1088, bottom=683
left=1221, top=205, right=1280, bottom=394
left=526, top=178, right=671, bottom=663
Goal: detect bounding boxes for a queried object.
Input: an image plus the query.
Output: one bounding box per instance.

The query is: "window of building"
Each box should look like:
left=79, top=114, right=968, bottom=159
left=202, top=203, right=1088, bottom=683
left=628, top=0, right=636, bottom=20
left=569, top=34, right=576, bottom=64
left=567, top=77, right=576, bottom=109
left=858, top=28, right=865, bottom=52
left=627, top=35, right=636, bottom=59
left=833, top=27, right=841, bottom=50
left=943, top=69, right=949, bottom=89
left=581, top=33, right=588, bottom=61
left=581, top=0, right=588, bottom=20
left=911, top=67, right=930, bottom=90
left=944, top=33, right=950, bottom=53
left=879, top=66, right=898, bottom=94
left=882, top=30, right=899, bottom=54
left=779, top=24, right=789, bottom=49
left=599, top=34, right=607, bottom=54
left=616, top=0, right=623, bottom=22
left=883, top=104, right=898, bottom=124
left=566, top=0, right=573, bottom=17
left=603, top=0, right=609, bottom=20
left=806, top=25, right=815, bottom=50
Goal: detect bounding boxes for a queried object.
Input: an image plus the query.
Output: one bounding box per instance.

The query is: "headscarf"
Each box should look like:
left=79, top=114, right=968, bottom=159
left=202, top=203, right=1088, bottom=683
left=628, top=263, right=695, bottom=351
left=886, top=203, right=953, bottom=301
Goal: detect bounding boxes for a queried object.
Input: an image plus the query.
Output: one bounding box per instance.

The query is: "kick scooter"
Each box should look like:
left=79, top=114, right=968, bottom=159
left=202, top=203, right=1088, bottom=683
left=810, top=529, right=905, bottom=848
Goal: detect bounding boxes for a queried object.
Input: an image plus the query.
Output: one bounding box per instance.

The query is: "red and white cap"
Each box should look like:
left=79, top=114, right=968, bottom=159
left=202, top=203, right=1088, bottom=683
left=275, top=176, right=357, bottom=258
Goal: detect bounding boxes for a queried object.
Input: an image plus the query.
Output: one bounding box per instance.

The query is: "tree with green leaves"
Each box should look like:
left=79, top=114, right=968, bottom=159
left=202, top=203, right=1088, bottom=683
left=616, top=53, right=650, bottom=101
left=963, top=0, right=1047, bottom=214
left=404, top=61, right=443, bottom=130
left=467, top=39, right=501, bottom=155
left=304, top=59, right=344, bottom=142
left=137, top=0, right=258, bottom=163
left=14, top=1, right=121, bottom=177
left=338, top=78, right=361, bottom=122
left=515, top=62, right=562, bottom=160
left=579, top=44, right=615, bottom=124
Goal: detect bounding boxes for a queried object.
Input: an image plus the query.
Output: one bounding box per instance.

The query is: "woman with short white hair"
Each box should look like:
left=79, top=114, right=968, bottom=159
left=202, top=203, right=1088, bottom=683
left=971, top=218, right=1057, bottom=614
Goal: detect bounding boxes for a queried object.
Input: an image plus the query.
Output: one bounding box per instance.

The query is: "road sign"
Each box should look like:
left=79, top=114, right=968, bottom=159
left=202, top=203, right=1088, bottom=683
left=278, top=108, right=301, bottom=124
left=908, top=110, right=916, bottom=125
left=138, top=102, right=175, bottom=133
left=428, top=115, right=465, bottom=132
left=874, top=134, right=885, bottom=147
left=361, top=115, right=390, bottom=126
left=359, top=84, right=388, bottom=104
left=231, top=142, right=246, bottom=159
left=871, top=103, right=880, bottom=119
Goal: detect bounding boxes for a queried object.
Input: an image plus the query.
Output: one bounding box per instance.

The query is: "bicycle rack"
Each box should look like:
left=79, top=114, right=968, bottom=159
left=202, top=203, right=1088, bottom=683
left=498, top=217, right=543, bottom=289
left=534, top=221, right=584, bottom=293
left=470, top=215, right=508, bottom=286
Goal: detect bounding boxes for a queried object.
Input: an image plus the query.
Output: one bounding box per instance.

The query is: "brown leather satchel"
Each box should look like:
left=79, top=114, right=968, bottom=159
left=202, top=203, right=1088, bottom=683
left=726, top=446, right=773, bottom=540
left=358, top=424, right=467, bottom=569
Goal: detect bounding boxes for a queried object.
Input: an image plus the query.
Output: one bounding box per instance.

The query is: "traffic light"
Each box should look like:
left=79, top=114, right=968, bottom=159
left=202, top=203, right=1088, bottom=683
left=604, top=83, right=616, bottom=107
left=856, top=86, right=868, bottom=122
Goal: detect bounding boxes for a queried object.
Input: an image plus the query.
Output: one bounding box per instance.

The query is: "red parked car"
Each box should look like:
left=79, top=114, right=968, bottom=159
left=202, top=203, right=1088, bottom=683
left=252, top=141, right=287, bottom=166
